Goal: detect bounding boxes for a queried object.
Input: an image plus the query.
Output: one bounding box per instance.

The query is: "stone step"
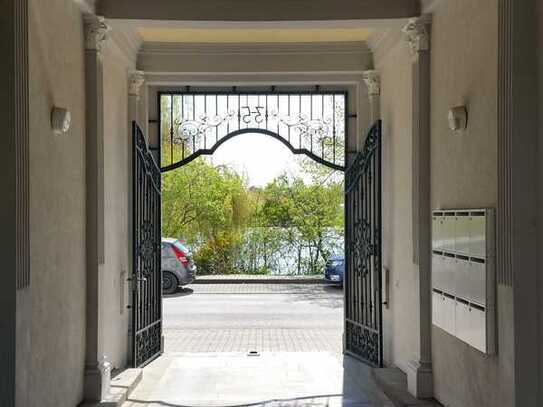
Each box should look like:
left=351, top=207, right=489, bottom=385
left=80, top=368, right=142, bottom=407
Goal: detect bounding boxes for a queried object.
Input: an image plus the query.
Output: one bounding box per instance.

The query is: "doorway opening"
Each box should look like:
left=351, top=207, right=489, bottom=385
left=130, top=87, right=383, bottom=405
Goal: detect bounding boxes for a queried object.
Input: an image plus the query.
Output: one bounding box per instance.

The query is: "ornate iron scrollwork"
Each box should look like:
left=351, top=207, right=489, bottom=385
left=159, top=91, right=347, bottom=172
left=345, top=121, right=383, bottom=367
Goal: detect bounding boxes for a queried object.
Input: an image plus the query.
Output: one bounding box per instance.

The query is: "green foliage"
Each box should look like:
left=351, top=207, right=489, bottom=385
left=193, top=231, right=241, bottom=275
left=162, top=159, right=250, bottom=242
left=256, top=174, right=344, bottom=274
left=161, top=156, right=344, bottom=276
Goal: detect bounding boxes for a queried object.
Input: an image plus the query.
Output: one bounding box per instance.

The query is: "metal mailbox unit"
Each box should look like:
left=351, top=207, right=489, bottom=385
left=431, top=209, right=496, bottom=354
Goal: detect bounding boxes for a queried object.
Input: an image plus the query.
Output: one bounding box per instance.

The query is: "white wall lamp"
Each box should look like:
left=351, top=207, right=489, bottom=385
left=51, top=107, right=71, bottom=135
left=448, top=106, right=468, bottom=133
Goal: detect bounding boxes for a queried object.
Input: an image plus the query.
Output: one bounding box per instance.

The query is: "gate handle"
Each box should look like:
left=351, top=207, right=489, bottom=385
left=127, top=276, right=147, bottom=282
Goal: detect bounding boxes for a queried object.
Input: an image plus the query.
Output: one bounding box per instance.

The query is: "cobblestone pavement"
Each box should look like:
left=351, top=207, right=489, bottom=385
left=162, top=283, right=343, bottom=355
left=164, top=328, right=342, bottom=354
left=193, top=274, right=323, bottom=281
left=184, top=283, right=341, bottom=294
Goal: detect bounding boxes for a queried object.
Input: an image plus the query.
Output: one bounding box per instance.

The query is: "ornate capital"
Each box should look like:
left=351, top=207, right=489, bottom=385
left=402, top=17, right=430, bottom=55
left=129, top=71, right=146, bottom=97
left=84, top=15, right=110, bottom=53
left=362, top=70, right=381, bottom=96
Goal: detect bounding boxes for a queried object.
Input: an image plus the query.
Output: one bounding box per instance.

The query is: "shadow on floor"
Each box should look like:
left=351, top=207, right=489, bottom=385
left=123, top=352, right=396, bottom=407
left=163, top=287, right=194, bottom=299
left=125, top=393, right=358, bottom=407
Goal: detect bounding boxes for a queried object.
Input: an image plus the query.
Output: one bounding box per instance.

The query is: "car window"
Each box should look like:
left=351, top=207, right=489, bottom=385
left=173, top=241, right=190, bottom=254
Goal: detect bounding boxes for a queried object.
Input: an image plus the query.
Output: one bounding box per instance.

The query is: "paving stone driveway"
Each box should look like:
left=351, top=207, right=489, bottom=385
left=162, top=283, right=344, bottom=355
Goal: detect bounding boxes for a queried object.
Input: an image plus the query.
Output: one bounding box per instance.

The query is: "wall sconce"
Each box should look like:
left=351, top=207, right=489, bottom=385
left=448, top=106, right=468, bottom=133
left=51, top=107, right=71, bottom=135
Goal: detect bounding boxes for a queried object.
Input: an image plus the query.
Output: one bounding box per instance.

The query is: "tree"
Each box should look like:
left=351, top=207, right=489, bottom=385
left=258, top=174, right=344, bottom=274
left=162, top=158, right=250, bottom=242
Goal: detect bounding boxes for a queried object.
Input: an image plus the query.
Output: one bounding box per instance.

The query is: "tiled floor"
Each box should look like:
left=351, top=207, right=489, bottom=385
left=123, top=352, right=396, bottom=407
left=123, top=284, right=437, bottom=407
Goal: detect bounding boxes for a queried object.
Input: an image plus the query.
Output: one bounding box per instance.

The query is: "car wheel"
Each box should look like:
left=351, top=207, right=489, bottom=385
left=162, top=271, right=178, bottom=294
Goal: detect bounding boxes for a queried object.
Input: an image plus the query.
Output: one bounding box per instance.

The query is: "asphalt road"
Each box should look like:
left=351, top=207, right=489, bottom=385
left=162, top=283, right=344, bottom=354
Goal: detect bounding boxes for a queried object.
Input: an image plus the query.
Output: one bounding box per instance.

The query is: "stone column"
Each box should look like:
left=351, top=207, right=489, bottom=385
left=402, top=16, right=433, bottom=399
left=362, top=70, right=381, bottom=123
left=83, top=14, right=110, bottom=401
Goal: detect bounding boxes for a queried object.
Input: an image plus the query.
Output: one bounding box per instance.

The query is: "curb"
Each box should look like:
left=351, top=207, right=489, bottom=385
left=192, top=277, right=324, bottom=285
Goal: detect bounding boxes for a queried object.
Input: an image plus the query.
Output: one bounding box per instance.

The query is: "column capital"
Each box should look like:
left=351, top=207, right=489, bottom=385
left=402, top=17, right=430, bottom=55
left=84, top=15, right=110, bottom=54
left=362, top=70, right=381, bottom=96
left=128, top=71, right=146, bottom=98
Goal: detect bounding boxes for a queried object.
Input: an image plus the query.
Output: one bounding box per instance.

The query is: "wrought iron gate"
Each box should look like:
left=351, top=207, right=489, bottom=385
left=158, top=90, right=347, bottom=173
left=132, top=122, right=162, bottom=367
left=344, top=121, right=383, bottom=367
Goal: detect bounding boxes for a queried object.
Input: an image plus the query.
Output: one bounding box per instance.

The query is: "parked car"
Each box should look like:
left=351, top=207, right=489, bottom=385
left=324, top=255, right=344, bottom=286
left=161, top=238, right=195, bottom=294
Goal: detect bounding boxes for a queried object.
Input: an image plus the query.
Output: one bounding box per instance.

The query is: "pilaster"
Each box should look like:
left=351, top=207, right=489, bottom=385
left=83, top=13, right=110, bottom=402
left=362, top=69, right=381, bottom=123
left=402, top=16, right=433, bottom=399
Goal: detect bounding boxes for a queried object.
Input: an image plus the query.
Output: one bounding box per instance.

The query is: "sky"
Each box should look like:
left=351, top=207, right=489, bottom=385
left=206, top=132, right=307, bottom=187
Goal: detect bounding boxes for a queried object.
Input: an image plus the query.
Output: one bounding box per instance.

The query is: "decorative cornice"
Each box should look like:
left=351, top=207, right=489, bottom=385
left=129, top=71, right=146, bottom=97
left=73, top=0, right=95, bottom=13
left=362, top=70, right=381, bottom=96
left=108, top=25, right=142, bottom=66
left=84, top=15, right=110, bottom=53
left=139, top=41, right=371, bottom=56
left=420, top=0, right=444, bottom=13
left=402, top=17, right=430, bottom=55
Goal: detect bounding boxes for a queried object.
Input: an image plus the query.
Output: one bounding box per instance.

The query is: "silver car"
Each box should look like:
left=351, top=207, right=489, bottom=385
left=161, top=238, right=195, bottom=294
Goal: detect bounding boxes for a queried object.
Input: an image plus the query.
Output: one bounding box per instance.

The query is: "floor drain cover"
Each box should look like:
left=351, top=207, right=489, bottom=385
left=247, top=350, right=260, bottom=357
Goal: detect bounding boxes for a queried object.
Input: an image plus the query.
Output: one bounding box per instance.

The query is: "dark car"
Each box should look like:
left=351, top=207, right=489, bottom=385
left=161, top=238, right=196, bottom=294
left=324, top=255, right=344, bottom=286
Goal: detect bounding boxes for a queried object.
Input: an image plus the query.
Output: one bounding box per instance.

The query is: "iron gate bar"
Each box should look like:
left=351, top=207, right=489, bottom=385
left=132, top=122, right=163, bottom=368
left=158, top=90, right=348, bottom=173
left=344, top=120, right=383, bottom=367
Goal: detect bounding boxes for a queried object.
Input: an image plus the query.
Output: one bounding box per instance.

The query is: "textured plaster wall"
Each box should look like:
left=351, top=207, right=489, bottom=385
left=20, top=0, right=87, bottom=406
left=101, top=45, right=134, bottom=369
left=429, top=1, right=514, bottom=406
left=376, top=39, right=418, bottom=371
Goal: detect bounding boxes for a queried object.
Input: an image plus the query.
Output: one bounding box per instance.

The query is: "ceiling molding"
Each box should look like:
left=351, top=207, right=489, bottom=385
left=73, top=0, right=95, bottom=13
left=109, top=18, right=409, bottom=30
left=143, top=72, right=365, bottom=87
left=139, top=41, right=370, bottom=56
left=98, top=0, right=420, bottom=22
left=107, top=22, right=143, bottom=66
left=421, top=0, right=444, bottom=13
left=367, top=28, right=404, bottom=65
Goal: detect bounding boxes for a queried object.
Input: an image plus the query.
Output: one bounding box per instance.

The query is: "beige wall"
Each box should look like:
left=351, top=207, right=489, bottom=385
left=101, top=43, right=135, bottom=369
left=16, top=4, right=137, bottom=405
left=376, top=1, right=514, bottom=406
left=376, top=39, right=418, bottom=371
left=20, top=0, right=87, bottom=406
left=429, top=1, right=513, bottom=407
